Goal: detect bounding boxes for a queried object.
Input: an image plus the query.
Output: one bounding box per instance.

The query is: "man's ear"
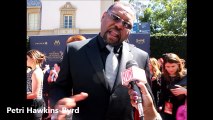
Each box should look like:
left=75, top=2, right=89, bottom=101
left=101, top=12, right=107, bottom=21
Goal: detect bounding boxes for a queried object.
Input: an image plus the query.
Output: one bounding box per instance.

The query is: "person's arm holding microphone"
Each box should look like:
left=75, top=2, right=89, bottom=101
left=122, top=60, right=162, bottom=120
left=128, top=81, right=162, bottom=120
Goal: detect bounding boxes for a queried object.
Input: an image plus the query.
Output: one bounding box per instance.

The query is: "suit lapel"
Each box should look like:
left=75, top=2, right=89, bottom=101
left=85, top=36, right=110, bottom=90
left=112, top=42, right=133, bottom=91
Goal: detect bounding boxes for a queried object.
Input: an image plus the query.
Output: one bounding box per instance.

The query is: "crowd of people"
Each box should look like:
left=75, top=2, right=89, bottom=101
left=26, top=1, right=187, bottom=120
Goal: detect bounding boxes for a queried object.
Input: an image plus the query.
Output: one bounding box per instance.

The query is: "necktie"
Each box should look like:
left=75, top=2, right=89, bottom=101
left=105, top=45, right=119, bottom=89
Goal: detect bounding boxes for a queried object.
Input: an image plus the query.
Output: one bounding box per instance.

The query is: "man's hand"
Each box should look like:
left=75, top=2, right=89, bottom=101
left=55, top=92, right=88, bottom=120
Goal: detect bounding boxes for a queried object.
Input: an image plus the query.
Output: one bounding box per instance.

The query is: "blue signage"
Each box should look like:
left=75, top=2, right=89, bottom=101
left=131, top=22, right=150, bottom=34
left=131, top=23, right=139, bottom=33
left=138, top=22, right=150, bottom=34
left=29, top=33, right=150, bottom=67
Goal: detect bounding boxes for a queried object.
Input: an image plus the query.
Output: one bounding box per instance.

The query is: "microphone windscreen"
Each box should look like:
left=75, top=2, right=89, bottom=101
left=126, top=60, right=138, bottom=69
left=122, top=61, right=147, bottom=87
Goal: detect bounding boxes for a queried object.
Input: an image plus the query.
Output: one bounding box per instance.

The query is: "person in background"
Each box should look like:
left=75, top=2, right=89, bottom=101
left=44, top=62, right=60, bottom=119
left=42, top=64, right=50, bottom=74
left=48, top=62, right=61, bottom=83
left=27, top=49, right=46, bottom=120
left=149, top=57, right=161, bottom=108
left=42, top=64, right=51, bottom=120
left=158, top=53, right=187, bottom=120
left=49, top=2, right=154, bottom=120
left=180, top=58, right=187, bottom=75
left=157, top=57, right=164, bottom=72
left=66, top=34, right=86, bottom=44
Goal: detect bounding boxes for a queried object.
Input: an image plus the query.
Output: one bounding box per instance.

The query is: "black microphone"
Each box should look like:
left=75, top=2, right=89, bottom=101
left=126, top=60, right=144, bottom=119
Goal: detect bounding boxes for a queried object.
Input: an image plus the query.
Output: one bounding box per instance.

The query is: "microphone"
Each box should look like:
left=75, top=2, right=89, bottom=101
left=121, top=60, right=147, bottom=87
left=121, top=60, right=146, bottom=118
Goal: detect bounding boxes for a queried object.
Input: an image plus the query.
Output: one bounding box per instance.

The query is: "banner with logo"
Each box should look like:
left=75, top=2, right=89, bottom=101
left=29, top=34, right=149, bottom=67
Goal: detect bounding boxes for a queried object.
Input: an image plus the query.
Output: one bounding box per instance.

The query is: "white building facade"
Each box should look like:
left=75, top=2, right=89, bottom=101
left=27, top=0, right=114, bottom=36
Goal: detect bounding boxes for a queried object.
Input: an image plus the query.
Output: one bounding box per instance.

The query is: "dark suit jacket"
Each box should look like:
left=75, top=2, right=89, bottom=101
left=49, top=35, right=153, bottom=120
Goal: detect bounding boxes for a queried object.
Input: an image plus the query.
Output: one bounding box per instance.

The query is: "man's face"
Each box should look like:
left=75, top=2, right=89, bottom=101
left=100, top=4, right=135, bottom=46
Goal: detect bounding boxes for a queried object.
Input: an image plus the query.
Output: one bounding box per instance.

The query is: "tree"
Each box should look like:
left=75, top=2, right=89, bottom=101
left=140, top=0, right=187, bottom=35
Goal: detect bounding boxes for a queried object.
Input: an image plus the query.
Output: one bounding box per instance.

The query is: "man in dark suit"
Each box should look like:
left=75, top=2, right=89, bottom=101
left=50, top=2, right=158, bottom=120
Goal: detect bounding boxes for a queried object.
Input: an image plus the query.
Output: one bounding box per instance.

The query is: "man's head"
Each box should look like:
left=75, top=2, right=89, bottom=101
left=100, top=2, right=136, bottom=46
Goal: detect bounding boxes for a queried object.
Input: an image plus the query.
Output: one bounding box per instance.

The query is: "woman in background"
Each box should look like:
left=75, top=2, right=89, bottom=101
left=149, top=57, right=161, bottom=108
left=27, top=49, right=46, bottom=120
left=158, top=53, right=187, bottom=120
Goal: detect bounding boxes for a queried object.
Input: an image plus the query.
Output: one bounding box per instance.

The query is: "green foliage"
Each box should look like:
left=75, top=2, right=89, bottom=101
left=150, top=34, right=187, bottom=61
left=140, top=0, right=187, bottom=35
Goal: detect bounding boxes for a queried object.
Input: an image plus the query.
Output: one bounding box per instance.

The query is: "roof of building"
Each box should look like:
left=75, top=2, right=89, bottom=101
left=27, top=0, right=42, bottom=7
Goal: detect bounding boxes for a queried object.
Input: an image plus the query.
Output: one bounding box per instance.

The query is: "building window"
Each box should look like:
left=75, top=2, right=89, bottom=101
left=64, top=15, right=72, bottom=28
left=29, top=13, right=39, bottom=30
left=27, top=0, right=41, bottom=32
left=60, top=2, right=76, bottom=29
